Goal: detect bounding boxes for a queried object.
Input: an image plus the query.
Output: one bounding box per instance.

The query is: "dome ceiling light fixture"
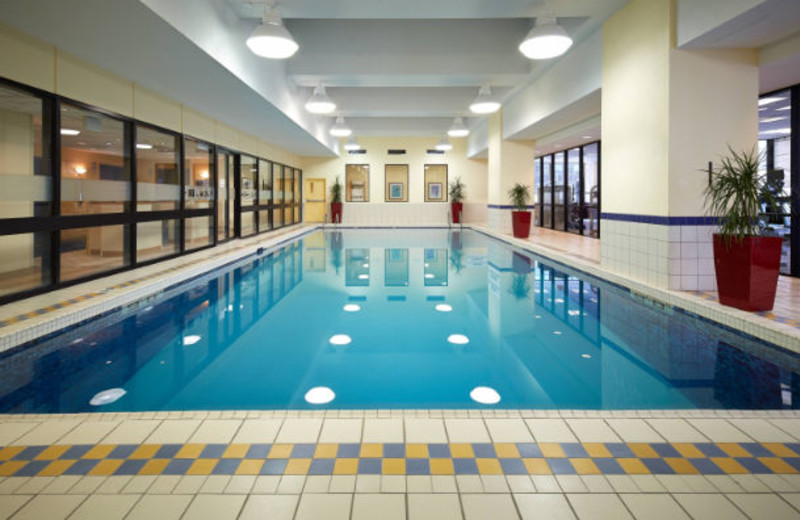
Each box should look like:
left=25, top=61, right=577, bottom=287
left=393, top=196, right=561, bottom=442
left=343, top=136, right=361, bottom=151
left=519, top=13, right=573, bottom=60
left=246, top=3, right=299, bottom=59
left=469, top=86, right=501, bottom=114
left=305, top=83, right=337, bottom=114
left=330, top=116, right=352, bottom=137
left=435, top=136, right=453, bottom=151
left=447, top=117, right=469, bottom=138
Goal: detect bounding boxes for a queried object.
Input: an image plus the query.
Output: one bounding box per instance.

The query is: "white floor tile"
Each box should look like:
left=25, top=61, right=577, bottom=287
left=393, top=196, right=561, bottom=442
left=41, top=476, right=82, bottom=495
left=67, top=494, right=140, bottom=520
left=318, top=419, right=362, bottom=443
left=506, top=476, right=536, bottom=494
left=531, top=475, right=562, bottom=493
left=605, top=419, right=664, bottom=442
left=102, top=420, right=162, bottom=444
left=69, top=477, right=107, bottom=495
left=171, top=476, right=207, bottom=495
left=525, top=419, right=577, bottom=442
left=238, top=494, right=298, bottom=520
left=231, top=419, right=283, bottom=444
left=485, top=419, right=534, bottom=442
left=686, top=419, right=752, bottom=442
left=58, top=421, right=121, bottom=445
left=726, top=493, right=800, bottom=520
left=0, top=423, right=39, bottom=446
left=328, top=476, right=356, bottom=493
left=125, top=494, right=192, bottom=520
left=408, top=494, right=462, bottom=520
left=294, top=493, right=351, bottom=520
left=352, top=494, right=405, bottom=520
left=182, top=495, right=245, bottom=520
left=431, top=476, right=458, bottom=493
left=187, top=420, right=242, bottom=444
left=567, top=494, right=634, bottom=520
left=407, top=476, right=434, bottom=493
left=14, top=477, right=54, bottom=495
left=462, top=493, right=519, bottom=520
left=769, top=419, right=800, bottom=441
left=645, top=419, right=708, bottom=442
left=727, top=419, right=796, bottom=442
left=8, top=494, right=85, bottom=520
left=444, top=419, right=491, bottom=442
left=14, top=421, right=82, bottom=445
left=673, top=494, right=747, bottom=520
left=362, top=419, right=404, bottom=443
left=405, top=419, right=448, bottom=443
left=781, top=494, right=800, bottom=513
left=275, top=419, right=322, bottom=443
left=144, top=420, right=201, bottom=444
left=565, top=419, right=620, bottom=443
left=580, top=475, right=614, bottom=493
left=0, top=495, right=30, bottom=520
left=515, top=494, right=576, bottom=520
left=620, top=494, right=690, bottom=520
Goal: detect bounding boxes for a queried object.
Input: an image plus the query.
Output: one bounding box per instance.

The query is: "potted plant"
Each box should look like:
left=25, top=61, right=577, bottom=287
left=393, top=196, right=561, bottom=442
left=508, top=183, right=532, bottom=239
left=448, top=177, right=465, bottom=224
left=704, top=147, right=782, bottom=311
left=330, top=177, right=343, bottom=224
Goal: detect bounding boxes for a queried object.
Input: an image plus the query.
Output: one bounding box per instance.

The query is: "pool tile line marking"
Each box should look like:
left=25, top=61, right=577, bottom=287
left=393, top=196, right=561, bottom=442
left=0, top=442, right=799, bottom=477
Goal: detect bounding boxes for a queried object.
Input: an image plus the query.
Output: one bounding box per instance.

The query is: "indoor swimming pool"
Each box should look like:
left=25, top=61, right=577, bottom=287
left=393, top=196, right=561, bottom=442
left=0, top=228, right=798, bottom=413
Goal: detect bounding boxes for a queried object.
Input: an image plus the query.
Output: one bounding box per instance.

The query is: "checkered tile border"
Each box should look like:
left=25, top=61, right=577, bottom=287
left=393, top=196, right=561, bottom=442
left=2, top=442, right=799, bottom=478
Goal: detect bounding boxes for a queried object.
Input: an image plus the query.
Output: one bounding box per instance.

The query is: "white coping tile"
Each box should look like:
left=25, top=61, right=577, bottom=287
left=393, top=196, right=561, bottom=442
left=485, top=419, right=534, bottom=442
left=456, top=476, right=484, bottom=494
left=355, top=475, right=381, bottom=493
left=461, top=493, right=520, bottom=520
left=275, top=419, right=323, bottom=443
left=223, top=476, right=256, bottom=495
left=0, top=423, right=40, bottom=445
left=144, top=420, right=202, bottom=444
left=781, top=494, right=800, bottom=513
left=680, top=475, right=719, bottom=493
left=7, top=494, right=85, bottom=520
left=768, top=419, right=800, bottom=441
left=182, top=494, right=246, bottom=520
left=531, top=475, right=562, bottom=493
left=726, top=493, right=800, bottom=520
left=685, top=419, right=754, bottom=442
left=515, top=494, right=576, bottom=520
left=352, top=494, right=405, bottom=520
left=756, top=475, right=798, bottom=493
left=362, top=419, right=404, bottom=443
left=250, top=476, right=280, bottom=495
left=644, top=419, right=708, bottom=442
left=564, top=419, right=620, bottom=443
left=629, top=475, right=666, bottom=493
left=294, top=493, right=351, bottom=520
left=431, top=476, right=458, bottom=494
left=408, top=493, right=463, bottom=520
left=380, top=475, right=406, bottom=493
left=94, top=476, right=132, bottom=495
left=231, top=419, right=283, bottom=444
left=780, top=475, right=800, bottom=492
left=276, top=476, right=306, bottom=495
left=318, top=419, right=362, bottom=443
left=171, top=476, right=207, bottom=495
left=481, top=475, right=509, bottom=493
left=567, top=493, right=634, bottom=520
left=67, top=493, right=140, bottom=520
left=525, top=419, right=577, bottom=443
left=238, top=495, right=298, bottom=520
left=407, top=476, right=433, bottom=493
left=186, top=419, right=242, bottom=444
left=580, top=475, right=614, bottom=493
left=302, top=476, right=330, bottom=493
left=0, top=495, right=31, bottom=520
left=506, top=476, right=536, bottom=494
left=605, top=419, right=664, bottom=442
left=125, top=494, right=193, bottom=520
left=13, top=477, right=52, bottom=495
left=198, top=476, right=230, bottom=494
left=727, top=419, right=797, bottom=442
left=604, top=475, right=639, bottom=494
left=14, top=420, right=81, bottom=446
left=68, top=477, right=106, bottom=495
left=555, top=476, right=587, bottom=493
left=729, top=474, right=773, bottom=493
left=621, top=494, right=691, bottom=520
left=444, top=419, right=491, bottom=443
left=673, top=493, right=748, bottom=520
left=0, top=478, right=29, bottom=495
left=328, top=476, right=356, bottom=493
left=102, top=420, right=162, bottom=444
left=40, top=476, right=82, bottom=495
left=405, top=418, right=448, bottom=443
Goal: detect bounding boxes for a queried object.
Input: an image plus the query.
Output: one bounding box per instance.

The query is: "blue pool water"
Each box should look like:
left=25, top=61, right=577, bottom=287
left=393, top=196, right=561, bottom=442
left=1, top=229, right=798, bottom=413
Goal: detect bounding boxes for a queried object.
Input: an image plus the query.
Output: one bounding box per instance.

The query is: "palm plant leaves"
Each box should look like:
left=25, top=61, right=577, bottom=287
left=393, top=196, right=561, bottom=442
left=330, top=177, right=343, bottom=203
left=449, top=177, right=466, bottom=203
left=508, top=183, right=531, bottom=211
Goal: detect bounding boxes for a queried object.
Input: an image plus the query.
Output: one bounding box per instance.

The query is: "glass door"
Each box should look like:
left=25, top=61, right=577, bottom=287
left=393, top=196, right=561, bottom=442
left=216, top=150, right=236, bottom=243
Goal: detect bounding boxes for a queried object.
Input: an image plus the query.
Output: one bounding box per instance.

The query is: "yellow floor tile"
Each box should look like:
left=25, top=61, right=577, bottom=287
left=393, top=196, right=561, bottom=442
left=430, top=459, right=455, bottom=475
left=222, top=444, right=250, bottom=459
left=449, top=443, right=475, bottom=458
left=360, top=444, right=383, bottom=458
left=523, top=458, right=552, bottom=475
left=406, top=444, right=429, bottom=458
left=0, top=447, right=26, bottom=461
left=758, top=457, right=799, bottom=474
left=583, top=443, right=612, bottom=458
left=130, top=445, right=161, bottom=460
left=476, top=458, right=503, bottom=475
left=175, top=444, right=205, bottom=459
left=617, top=458, right=650, bottom=474
left=88, top=459, right=124, bottom=476
left=236, top=459, right=264, bottom=475
left=35, top=445, right=71, bottom=461
left=763, top=443, right=799, bottom=458
left=268, top=444, right=294, bottom=459
left=717, top=443, right=750, bottom=458
left=629, top=443, right=659, bottom=458
left=0, top=461, right=27, bottom=476
left=539, top=443, right=566, bottom=458
left=494, top=443, right=520, bottom=458
left=333, top=458, right=359, bottom=475
left=672, top=443, right=705, bottom=458
left=139, top=459, right=170, bottom=475
left=570, top=458, right=601, bottom=475
left=665, top=458, right=700, bottom=475
left=83, top=445, right=116, bottom=459
left=285, top=458, right=311, bottom=475
left=187, top=459, right=218, bottom=475
left=710, top=458, right=749, bottom=474
left=383, top=458, right=406, bottom=475
left=38, top=460, right=75, bottom=476
left=314, top=444, right=338, bottom=459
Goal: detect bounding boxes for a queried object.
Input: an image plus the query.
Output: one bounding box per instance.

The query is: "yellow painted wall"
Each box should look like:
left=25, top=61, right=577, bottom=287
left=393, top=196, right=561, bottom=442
left=0, top=22, right=300, bottom=168
left=487, top=111, right=535, bottom=206
left=301, top=137, right=487, bottom=204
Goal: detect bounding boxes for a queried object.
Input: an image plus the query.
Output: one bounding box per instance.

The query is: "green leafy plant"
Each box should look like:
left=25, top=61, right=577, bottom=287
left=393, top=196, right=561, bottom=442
left=330, top=177, right=343, bottom=204
left=507, top=183, right=531, bottom=211
left=508, top=273, right=531, bottom=300
left=448, top=177, right=466, bottom=203
left=703, top=147, right=775, bottom=243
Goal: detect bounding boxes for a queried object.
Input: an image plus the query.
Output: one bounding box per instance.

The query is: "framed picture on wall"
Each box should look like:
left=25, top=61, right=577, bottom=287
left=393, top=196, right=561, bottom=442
left=427, top=182, right=443, bottom=201
left=388, top=183, right=404, bottom=200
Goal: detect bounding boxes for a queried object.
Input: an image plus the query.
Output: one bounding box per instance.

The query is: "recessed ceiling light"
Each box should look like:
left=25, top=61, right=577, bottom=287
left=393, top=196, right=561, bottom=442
left=470, top=86, right=501, bottom=114
left=60, top=128, right=80, bottom=136
left=470, top=386, right=501, bottom=404
left=448, top=117, right=470, bottom=138
left=89, top=388, right=126, bottom=406
left=305, top=84, right=336, bottom=114
left=246, top=11, right=298, bottom=59
left=343, top=304, right=361, bottom=312
left=304, top=386, right=335, bottom=404
left=519, top=14, right=573, bottom=60
left=435, top=304, right=452, bottom=312
left=447, top=334, right=469, bottom=345
left=329, top=334, right=352, bottom=345
left=758, top=97, right=785, bottom=107
left=183, top=335, right=202, bottom=346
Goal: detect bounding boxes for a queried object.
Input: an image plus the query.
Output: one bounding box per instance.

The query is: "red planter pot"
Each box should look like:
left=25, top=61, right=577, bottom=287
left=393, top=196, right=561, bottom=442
left=511, top=211, right=532, bottom=239
left=330, top=202, right=343, bottom=224
left=451, top=203, right=463, bottom=224
left=713, top=234, right=782, bottom=311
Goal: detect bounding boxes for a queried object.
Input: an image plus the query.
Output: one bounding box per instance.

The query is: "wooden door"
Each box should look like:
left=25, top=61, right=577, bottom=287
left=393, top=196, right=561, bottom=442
left=303, top=178, right=327, bottom=223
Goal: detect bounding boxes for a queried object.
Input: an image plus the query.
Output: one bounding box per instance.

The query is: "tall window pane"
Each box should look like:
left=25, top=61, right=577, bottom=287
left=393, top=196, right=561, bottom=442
left=60, top=104, right=130, bottom=215
left=583, top=143, right=600, bottom=238
left=272, top=164, right=282, bottom=205
left=241, top=155, right=257, bottom=207
left=185, top=216, right=212, bottom=250
left=136, top=125, right=179, bottom=211
left=0, top=84, right=51, bottom=218
left=60, top=225, right=130, bottom=281
left=553, top=152, right=565, bottom=231
left=0, top=232, right=50, bottom=297
left=185, top=137, right=213, bottom=210
left=541, top=155, right=553, bottom=228
left=137, top=219, right=179, bottom=262
left=259, top=159, right=272, bottom=206
left=567, top=148, right=581, bottom=234
left=285, top=167, right=294, bottom=205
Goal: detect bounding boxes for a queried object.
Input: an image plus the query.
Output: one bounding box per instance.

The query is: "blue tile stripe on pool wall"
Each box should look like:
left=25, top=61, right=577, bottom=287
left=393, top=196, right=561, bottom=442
left=601, top=213, right=720, bottom=226
left=487, top=204, right=536, bottom=210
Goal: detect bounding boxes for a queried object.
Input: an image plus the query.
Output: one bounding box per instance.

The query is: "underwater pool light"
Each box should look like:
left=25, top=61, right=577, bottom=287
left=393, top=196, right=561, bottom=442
left=89, top=388, right=127, bottom=406
left=343, top=304, right=361, bottom=312
left=447, top=334, right=469, bottom=345
left=470, top=386, right=501, bottom=404
left=329, top=334, right=352, bottom=346
left=435, top=304, right=452, bottom=312
left=305, top=386, right=335, bottom=404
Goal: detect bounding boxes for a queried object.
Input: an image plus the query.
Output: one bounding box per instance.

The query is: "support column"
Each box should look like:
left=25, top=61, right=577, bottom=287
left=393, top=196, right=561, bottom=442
left=601, top=0, right=759, bottom=290
left=486, top=111, right=536, bottom=234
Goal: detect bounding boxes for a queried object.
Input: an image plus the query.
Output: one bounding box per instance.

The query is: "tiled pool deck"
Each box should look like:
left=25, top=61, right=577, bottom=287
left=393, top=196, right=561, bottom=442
left=1, top=224, right=800, bottom=519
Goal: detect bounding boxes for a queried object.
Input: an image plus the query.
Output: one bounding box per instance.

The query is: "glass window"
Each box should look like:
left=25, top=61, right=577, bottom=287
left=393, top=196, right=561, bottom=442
left=541, top=155, right=553, bottom=228
left=567, top=148, right=581, bottom=235
left=60, top=103, right=130, bottom=215
left=553, top=152, right=565, bottom=231
left=241, top=211, right=255, bottom=237
left=241, top=155, right=257, bottom=207
left=272, top=164, right=282, bottom=205
left=0, top=84, right=51, bottom=218
left=0, top=232, right=50, bottom=297
left=285, top=167, right=294, bottom=204
left=273, top=204, right=284, bottom=228
left=385, top=164, right=408, bottom=202
left=137, top=219, right=179, bottom=262
left=294, top=168, right=302, bottom=206
left=258, top=159, right=272, bottom=206
left=583, top=143, right=600, bottom=238
left=60, top=225, right=130, bottom=281
left=284, top=205, right=293, bottom=226
left=424, top=164, right=447, bottom=202
left=346, top=164, right=369, bottom=202
left=136, top=125, right=179, bottom=211
left=185, top=216, right=212, bottom=250
left=259, top=210, right=271, bottom=232
left=184, top=137, right=213, bottom=209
